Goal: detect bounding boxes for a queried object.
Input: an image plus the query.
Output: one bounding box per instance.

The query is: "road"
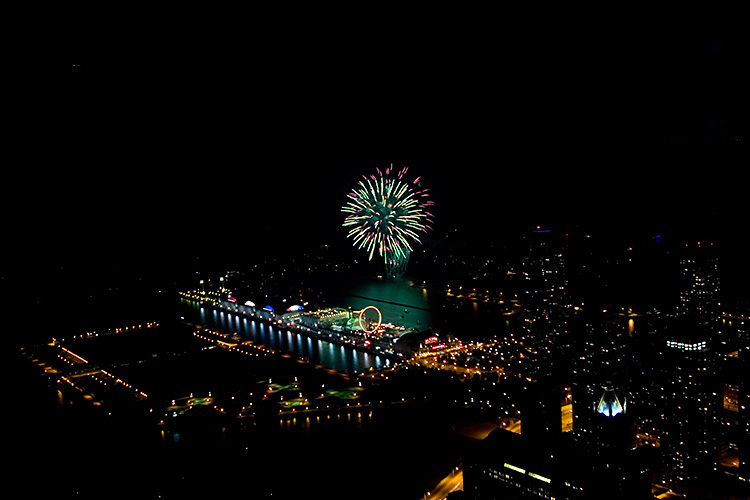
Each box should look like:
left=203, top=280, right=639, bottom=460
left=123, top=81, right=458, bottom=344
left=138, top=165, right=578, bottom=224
left=503, top=419, right=521, bottom=434
left=423, top=467, right=463, bottom=500
left=561, top=404, right=573, bottom=432
left=410, top=355, right=503, bottom=377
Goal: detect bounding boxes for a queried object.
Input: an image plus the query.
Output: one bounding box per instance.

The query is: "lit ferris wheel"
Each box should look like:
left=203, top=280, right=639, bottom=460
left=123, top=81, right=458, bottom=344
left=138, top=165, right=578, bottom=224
left=358, top=306, right=382, bottom=335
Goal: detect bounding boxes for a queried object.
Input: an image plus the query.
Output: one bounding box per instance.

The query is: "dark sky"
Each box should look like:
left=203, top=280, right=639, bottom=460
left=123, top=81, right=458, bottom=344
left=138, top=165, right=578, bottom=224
left=7, top=7, right=747, bottom=279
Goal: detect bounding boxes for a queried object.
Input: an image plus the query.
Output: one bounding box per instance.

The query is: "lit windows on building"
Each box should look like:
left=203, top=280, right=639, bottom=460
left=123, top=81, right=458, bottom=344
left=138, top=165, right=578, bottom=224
left=483, top=464, right=557, bottom=499
left=678, top=244, right=720, bottom=330
left=660, top=325, right=720, bottom=485
left=666, top=340, right=707, bottom=351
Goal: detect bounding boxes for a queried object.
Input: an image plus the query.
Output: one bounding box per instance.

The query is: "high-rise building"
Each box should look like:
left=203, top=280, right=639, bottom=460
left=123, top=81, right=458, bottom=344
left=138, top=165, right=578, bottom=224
left=660, top=322, right=720, bottom=486
left=739, top=324, right=749, bottom=484
left=678, top=242, right=720, bottom=330
left=571, top=316, right=631, bottom=456
left=464, top=420, right=651, bottom=500
left=514, top=227, right=571, bottom=367
left=655, top=242, right=724, bottom=488
left=463, top=429, right=586, bottom=500
left=520, top=376, right=563, bottom=444
left=518, top=227, right=568, bottom=317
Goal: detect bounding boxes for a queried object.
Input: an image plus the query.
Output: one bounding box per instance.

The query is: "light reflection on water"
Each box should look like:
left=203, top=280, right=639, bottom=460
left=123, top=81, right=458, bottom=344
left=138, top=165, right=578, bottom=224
left=182, top=300, right=384, bottom=373
left=328, top=277, right=433, bottom=331
left=276, top=409, right=371, bottom=432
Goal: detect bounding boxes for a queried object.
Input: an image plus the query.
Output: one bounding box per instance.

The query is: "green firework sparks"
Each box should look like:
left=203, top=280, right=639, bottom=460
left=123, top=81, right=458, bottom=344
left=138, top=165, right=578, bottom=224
left=342, top=164, right=434, bottom=265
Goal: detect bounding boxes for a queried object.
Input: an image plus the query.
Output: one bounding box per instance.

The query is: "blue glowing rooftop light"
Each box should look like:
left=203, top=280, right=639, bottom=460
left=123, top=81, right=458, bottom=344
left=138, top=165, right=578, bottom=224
left=596, top=387, right=624, bottom=417
left=532, top=230, right=551, bottom=233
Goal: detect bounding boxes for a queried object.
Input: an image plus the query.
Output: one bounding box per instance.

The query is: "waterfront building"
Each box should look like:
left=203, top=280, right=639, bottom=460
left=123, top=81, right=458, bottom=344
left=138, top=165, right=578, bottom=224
left=392, top=331, right=458, bottom=357
left=296, top=307, right=354, bottom=330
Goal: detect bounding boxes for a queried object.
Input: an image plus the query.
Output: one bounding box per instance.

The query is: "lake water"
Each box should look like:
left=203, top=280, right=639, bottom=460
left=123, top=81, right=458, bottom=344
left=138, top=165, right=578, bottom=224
left=327, top=276, right=434, bottom=330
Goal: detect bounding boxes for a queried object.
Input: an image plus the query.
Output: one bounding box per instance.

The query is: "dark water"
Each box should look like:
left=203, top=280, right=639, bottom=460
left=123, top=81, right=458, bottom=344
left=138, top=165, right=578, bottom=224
left=317, top=274, right=514, bottom=340
left=322, top=276, right=434, bottom=330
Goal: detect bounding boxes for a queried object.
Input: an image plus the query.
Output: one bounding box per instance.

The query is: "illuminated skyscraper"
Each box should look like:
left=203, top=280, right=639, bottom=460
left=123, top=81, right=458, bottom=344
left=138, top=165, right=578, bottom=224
left=678, top=242, right=720, bottom=330
left=571, top=316, right=630, bottom=456
left=596, top=386, right=625, bottom=417
left=660, top=323, right=720, bottom=486
left=518, top=227, right=568, bottom=316
left=739, top=326, right=749, bottom=484
left=657, top=243, right=723, bottom=487
left=515, top=227, right=570, bottom=364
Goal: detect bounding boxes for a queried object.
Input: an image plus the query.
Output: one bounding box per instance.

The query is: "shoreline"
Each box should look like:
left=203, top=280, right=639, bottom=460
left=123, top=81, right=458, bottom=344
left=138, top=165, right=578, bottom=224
left=180, top=292, right=403, bottom=367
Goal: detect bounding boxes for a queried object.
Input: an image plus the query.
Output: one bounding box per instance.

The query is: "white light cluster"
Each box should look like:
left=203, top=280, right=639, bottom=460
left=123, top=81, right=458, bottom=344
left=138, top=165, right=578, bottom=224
left=666, top=340, right=707, bottom=351
left=503, top=463, right=551, bottom=484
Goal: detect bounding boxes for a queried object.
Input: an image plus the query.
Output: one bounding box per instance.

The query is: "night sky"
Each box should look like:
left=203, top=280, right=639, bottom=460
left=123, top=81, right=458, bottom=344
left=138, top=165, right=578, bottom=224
left=6, top=7, right=747, bottom=310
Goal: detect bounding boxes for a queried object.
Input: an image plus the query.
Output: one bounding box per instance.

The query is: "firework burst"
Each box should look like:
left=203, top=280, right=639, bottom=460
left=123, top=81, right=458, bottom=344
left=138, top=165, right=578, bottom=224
left=342, top=164, right=433, bottom=275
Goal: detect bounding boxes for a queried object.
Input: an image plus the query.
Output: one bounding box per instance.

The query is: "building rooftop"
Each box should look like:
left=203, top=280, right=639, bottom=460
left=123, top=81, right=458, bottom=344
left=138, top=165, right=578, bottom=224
left=596, top=386, right=625, bottom=417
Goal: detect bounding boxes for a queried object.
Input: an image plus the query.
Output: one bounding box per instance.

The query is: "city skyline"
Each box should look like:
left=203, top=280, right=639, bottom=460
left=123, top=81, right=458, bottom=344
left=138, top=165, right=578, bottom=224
left=7, top=129, right=748, bottom=287
left=7, top=10, right=749, bottom=499
left=8, top=148, right=748, bottom=499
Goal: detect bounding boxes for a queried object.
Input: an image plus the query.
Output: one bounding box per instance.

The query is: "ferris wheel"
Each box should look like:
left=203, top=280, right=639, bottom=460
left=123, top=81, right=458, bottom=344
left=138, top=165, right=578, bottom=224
left=358, top=306, right=382, bottom=334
